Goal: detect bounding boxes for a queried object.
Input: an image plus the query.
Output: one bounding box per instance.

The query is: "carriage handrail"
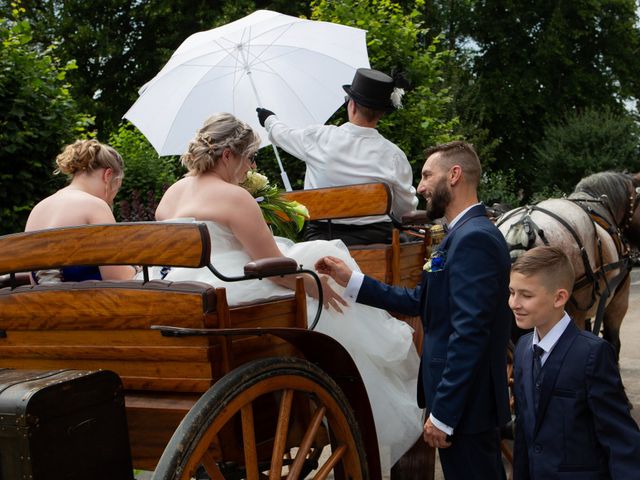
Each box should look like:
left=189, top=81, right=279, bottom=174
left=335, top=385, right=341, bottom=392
left=205, top=259, right=324, bottom=331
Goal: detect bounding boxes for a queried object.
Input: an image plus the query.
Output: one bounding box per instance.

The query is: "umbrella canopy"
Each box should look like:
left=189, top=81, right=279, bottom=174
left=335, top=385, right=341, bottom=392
left=124, top=10, right=369, bottom=157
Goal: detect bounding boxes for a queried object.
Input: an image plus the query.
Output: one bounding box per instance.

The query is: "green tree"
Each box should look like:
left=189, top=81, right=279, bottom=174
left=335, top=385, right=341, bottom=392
left=532, top=107, right=640, bottom=194
left=311, top=0, right=459, bottom=175
left=0, top=4, right=91, bottom=234
left=6, top=0, right=311, bottom=136
left=479, top=169, right=520, bottom=208
left=466, top=0, right=640, bottom=196
left=108, top=123, right=184, bottom=221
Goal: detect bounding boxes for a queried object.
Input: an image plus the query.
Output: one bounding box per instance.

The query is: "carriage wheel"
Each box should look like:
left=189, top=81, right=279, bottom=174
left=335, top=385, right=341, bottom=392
left=152, top=357, right=369, bottom=480
left=501, top=340, right=516, bottom=480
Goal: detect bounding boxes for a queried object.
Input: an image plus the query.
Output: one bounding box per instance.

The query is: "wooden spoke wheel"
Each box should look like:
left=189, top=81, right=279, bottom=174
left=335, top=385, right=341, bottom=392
left=501, top=340, right=516, bottom=480
left=152, top=357, right=369, bottom=480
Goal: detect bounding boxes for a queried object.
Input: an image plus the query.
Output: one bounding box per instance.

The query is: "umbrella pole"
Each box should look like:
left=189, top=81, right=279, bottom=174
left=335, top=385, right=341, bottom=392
left=246, top=70, right=292, bottom=191
left=271, top=145, right=292, bottom=191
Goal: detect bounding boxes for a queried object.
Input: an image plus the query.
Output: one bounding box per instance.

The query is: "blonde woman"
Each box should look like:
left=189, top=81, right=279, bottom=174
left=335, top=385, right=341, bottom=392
left=25, top=139, right=135, bottom=282
left=155, top=113, right=423, bottom=472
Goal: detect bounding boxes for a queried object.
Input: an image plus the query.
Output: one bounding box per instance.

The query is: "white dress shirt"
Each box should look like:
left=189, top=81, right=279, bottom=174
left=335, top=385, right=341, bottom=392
left=265, top=116, right=418, bottom=225
left=533, top=311, right=572, bottom=365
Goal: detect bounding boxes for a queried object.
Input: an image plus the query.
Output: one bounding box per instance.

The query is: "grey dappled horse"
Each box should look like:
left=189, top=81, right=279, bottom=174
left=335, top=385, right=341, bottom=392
left=497, top=171, right=640, bottom=358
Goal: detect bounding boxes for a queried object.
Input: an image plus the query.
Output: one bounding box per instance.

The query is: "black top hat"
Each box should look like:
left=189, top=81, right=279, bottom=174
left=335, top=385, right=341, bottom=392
left=343, top=68, right=395, bottom=112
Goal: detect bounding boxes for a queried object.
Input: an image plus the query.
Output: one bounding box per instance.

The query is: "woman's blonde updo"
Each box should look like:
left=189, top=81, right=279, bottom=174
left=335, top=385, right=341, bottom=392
left=181, top=113, right=261, bottom=175
left=54, top=139, right=124, bottom=178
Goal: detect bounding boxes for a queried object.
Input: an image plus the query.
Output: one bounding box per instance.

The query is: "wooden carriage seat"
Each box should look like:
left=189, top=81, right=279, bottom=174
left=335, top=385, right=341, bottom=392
left=0, top=222, right=308, bottom=469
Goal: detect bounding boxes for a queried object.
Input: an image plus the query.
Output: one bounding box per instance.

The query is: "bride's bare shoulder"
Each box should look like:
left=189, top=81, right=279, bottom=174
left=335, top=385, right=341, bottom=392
left=225, top=182, right=254, bottom=200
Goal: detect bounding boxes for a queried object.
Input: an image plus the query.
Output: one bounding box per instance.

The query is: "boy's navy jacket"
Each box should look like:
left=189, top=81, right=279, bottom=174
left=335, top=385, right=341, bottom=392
left=358, top=203, right=512, bottom=434
left=514, top=321, right=640, bottom=479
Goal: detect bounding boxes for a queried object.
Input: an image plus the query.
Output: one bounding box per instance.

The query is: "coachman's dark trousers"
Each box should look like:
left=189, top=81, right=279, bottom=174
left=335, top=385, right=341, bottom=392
left=303, top=220, right=393, bottom=246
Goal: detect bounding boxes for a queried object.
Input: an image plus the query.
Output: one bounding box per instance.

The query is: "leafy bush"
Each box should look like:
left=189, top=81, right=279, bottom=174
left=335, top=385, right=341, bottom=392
left=0, top=5, right=92, bottom=234
left=479, top=169, right=520, bottom=208
left=311, top=0, right=459, bottom=175
left=108, top=123, right=184, bottom=221
left=532, top=107, right=640, bottom=194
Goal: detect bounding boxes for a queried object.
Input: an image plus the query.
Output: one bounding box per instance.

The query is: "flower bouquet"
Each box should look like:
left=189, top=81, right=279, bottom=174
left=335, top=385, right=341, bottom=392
left=241, top=170, right=309, bottom=241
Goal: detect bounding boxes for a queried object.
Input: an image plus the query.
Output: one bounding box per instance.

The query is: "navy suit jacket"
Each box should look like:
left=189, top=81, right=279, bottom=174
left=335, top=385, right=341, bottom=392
left=358, top=204, right=512, bottom=434
left=513, top=322, right=640, bottom=480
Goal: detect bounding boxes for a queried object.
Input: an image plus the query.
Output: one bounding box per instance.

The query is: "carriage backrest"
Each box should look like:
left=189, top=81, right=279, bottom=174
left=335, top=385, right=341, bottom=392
left=281, top=182, right=392, bottom=221
left=0, top=222, right=211, bottom=274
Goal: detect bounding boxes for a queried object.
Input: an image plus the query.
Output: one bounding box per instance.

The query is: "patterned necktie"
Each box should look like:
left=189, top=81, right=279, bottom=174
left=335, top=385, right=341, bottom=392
left=532, top=344, right=544, bottom=411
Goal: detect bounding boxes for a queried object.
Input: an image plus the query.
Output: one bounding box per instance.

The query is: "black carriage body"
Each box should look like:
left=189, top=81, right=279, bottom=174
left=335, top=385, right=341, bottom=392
left=0, top=369, right=133, bottom=480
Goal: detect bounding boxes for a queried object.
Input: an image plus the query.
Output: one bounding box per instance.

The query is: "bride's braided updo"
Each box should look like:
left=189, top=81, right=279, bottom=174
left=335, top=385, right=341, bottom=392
left=54, top=139, right=123, bottom=178
left=181, top=113, right=261, bottom=175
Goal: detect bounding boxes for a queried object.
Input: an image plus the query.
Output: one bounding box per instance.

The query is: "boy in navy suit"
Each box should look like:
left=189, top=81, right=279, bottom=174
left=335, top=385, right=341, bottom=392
left=510, top=246, right=640, bottom=479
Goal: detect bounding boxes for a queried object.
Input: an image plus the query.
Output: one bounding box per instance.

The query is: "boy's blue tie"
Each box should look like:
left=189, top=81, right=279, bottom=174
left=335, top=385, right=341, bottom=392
left=533, top=344, right=544, bottom=411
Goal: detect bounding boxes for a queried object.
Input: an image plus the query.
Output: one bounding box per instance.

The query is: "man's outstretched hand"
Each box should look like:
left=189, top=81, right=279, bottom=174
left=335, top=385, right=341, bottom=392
left=256, top=107, right=275, bottom=127
left=315, top=256, right=353, bottom=288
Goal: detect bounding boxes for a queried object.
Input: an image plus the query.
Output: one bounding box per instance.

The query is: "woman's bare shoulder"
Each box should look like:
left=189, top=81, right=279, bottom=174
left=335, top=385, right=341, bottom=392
left=26, top=189, right=113, bottom=230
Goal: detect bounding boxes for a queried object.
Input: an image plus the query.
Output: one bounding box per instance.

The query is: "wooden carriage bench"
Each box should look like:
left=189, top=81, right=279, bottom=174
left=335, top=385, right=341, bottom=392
left=0, top=222, right=338, bottom=471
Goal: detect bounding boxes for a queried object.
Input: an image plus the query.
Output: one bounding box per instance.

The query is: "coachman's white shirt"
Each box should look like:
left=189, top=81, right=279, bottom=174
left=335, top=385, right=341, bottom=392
left=265, top=116, right=418, bottom=225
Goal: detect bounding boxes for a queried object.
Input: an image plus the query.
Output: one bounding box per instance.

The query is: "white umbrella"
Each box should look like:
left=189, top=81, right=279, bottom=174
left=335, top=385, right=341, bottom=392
left=124, top=9, right=370, bottom=190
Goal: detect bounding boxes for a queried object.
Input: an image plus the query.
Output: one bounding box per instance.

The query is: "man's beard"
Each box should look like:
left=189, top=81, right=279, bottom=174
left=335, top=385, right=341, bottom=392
left=425, top=179, right=450, bottom=221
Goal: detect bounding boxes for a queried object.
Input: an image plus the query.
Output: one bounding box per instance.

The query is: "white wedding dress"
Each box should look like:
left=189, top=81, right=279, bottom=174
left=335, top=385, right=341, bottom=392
left=143, top=219, right=423, bottom=471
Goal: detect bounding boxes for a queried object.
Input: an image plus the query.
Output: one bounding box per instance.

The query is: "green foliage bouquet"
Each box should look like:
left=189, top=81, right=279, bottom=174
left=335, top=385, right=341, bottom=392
left=241, top=170, right=309, bottom=241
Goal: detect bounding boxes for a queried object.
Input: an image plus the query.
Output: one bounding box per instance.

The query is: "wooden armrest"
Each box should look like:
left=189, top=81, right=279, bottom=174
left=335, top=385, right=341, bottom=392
left=0, top=222, right=211, bottom=274
left=400, top=210, right=428, bottom=226
left=244, top=257, right=299, bottom=278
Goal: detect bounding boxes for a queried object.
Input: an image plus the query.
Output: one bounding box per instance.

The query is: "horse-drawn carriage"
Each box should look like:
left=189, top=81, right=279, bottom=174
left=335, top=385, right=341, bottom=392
left=0, top=183, right=433, bottom=479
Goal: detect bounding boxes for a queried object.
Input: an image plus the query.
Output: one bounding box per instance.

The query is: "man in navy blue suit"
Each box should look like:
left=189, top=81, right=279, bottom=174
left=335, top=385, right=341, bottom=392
left=510, top=246, right=640, bottom=479
left=316, top=141, right=512, bottom=479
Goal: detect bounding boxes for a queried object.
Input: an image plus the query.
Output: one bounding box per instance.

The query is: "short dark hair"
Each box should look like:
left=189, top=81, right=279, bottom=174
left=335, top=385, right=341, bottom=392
left=352, top=100, right=384, bottom=122
left=424, top=141, right=481, bottom=187
left=511, top=246, right=575, bottom=294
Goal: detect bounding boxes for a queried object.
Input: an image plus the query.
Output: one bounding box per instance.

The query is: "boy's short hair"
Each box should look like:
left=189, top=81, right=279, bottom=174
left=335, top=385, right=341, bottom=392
left=511, top=246, right=575, bottom=294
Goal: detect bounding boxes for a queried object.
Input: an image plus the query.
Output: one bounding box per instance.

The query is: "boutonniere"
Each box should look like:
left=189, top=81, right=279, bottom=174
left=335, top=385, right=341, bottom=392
left=423, top=250, right=447, bottom=272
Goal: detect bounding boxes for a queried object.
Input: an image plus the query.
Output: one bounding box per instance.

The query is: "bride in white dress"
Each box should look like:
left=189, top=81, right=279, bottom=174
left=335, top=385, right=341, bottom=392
left=151, top=113, right=423, bottom=472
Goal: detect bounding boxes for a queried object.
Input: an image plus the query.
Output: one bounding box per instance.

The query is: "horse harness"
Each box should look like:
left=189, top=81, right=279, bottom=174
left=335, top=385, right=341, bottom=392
left=497, top=184, right=640, bottom=335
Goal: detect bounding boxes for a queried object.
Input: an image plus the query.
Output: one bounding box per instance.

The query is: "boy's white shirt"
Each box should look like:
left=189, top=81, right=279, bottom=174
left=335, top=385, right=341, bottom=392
left=533, top=311, right=572, bottom=366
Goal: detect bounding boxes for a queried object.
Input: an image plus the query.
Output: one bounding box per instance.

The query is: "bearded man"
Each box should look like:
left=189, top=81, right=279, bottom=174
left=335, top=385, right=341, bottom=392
left=316, top=141, right=512, bottom=479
